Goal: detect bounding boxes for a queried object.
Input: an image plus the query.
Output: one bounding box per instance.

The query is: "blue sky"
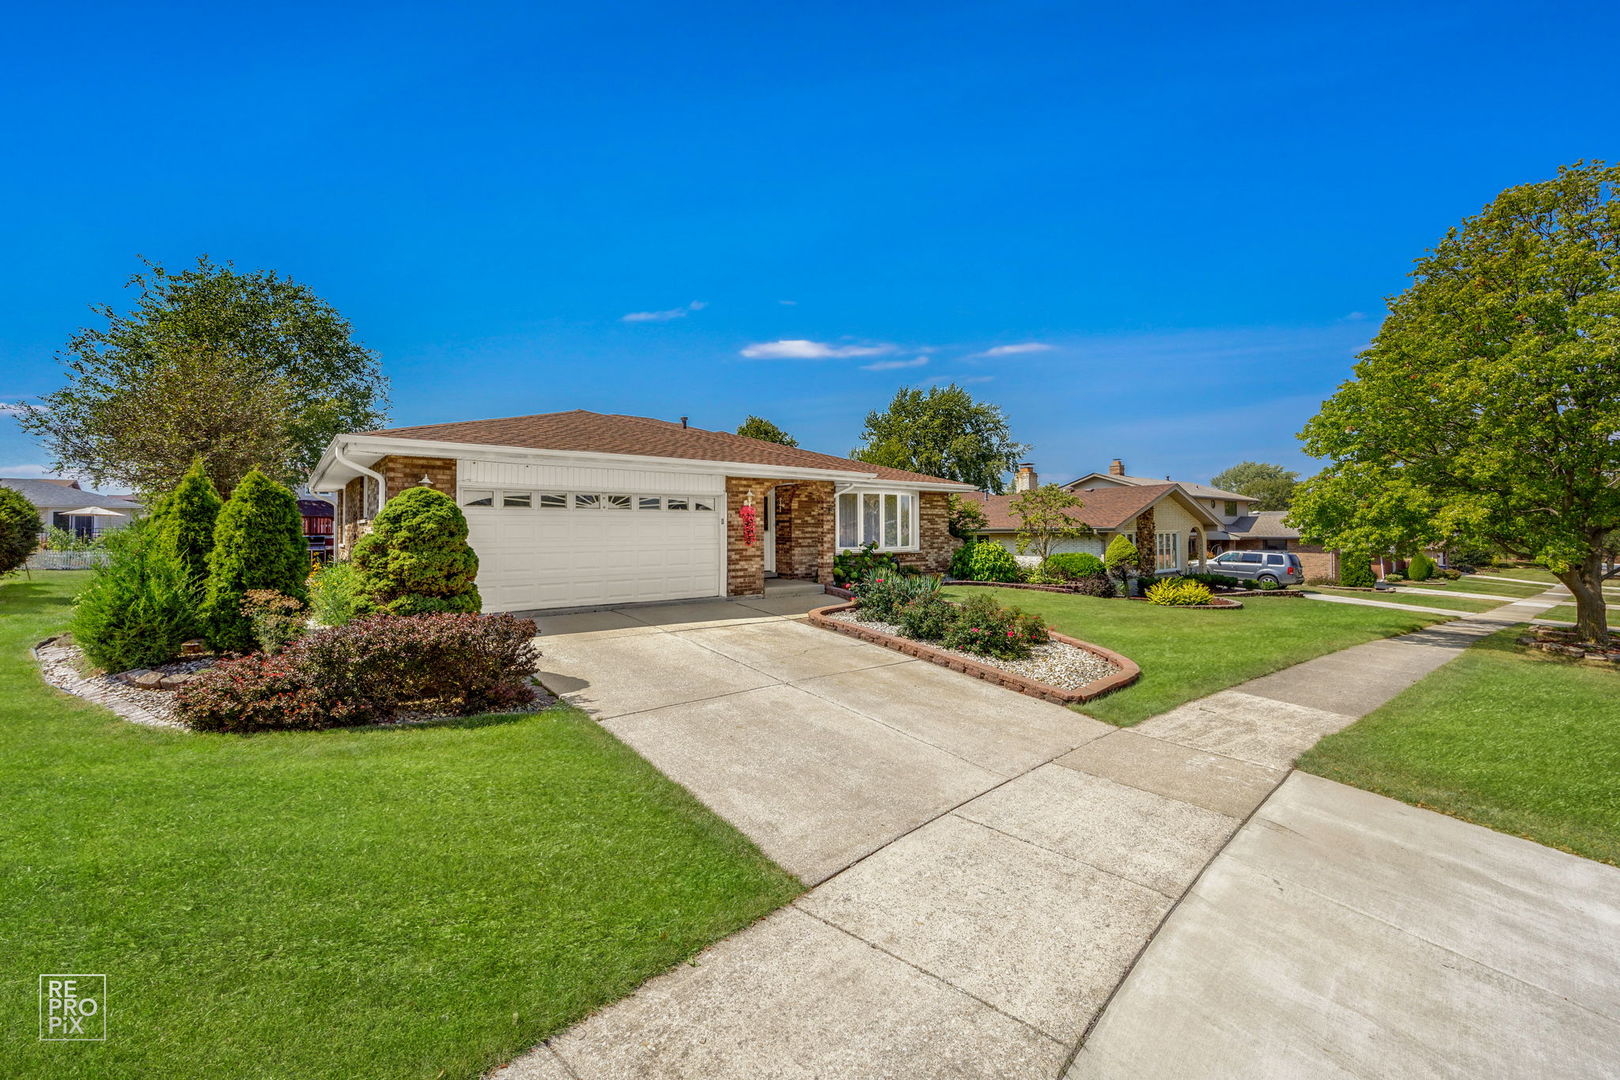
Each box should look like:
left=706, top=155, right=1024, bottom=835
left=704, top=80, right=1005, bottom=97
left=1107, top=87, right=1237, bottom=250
left=2, top=1, right=1614, bottom=490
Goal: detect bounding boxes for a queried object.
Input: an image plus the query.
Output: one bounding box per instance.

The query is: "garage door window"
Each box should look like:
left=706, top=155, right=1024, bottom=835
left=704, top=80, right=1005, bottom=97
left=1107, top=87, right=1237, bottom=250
left=605, top=494, right=632, bottom=510
left=466, top=489, right=720, bottom=512
left=638, top=496, right=662, bottom=510
left=503, top=492, right=532, bottom=508
left=836, top=491, right=917, bottom=551
left=538, top=493, right=567, bottom=509
left=462, top=490, right=494, bottom=507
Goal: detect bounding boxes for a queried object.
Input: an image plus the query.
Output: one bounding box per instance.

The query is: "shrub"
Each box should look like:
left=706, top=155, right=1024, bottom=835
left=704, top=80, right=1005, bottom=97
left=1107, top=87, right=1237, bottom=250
left=203, top=469, right=309, bottom=652
left=1338, top=555, right=1376, bottom=588
left=71, top=521, right=200, bottom=671
left=1043, top=552, right=1106, bottom=580
left=1182, top=571, right=1246, bottom=592
left=308, top=560, right=365, bottom=627
left=176, top=612, right=540, bottom=732
left=1145, top=578, right=1215, bottom=606
left=1104, top=534, right=1139, bottom=582
left=1407, top=552, right=1436, bottom=581
left=1441, top=567, right=1462, bottom=579
left=151, top=457, right=222, bottom=587
left=940, top=592, right=1047, bottom=660
left=948, top=538, right=977, bottom=580
left=856, top=571, right=940, bottom=622
left=1253, top=578, right=1282, bottom=591
left=1068, top=573, right=1117, bottom=597
left=242, top=590, right=306, bottom=654
left=1304, top=574, right=1337, bottom=586
left=0, top=486, right=41, bottom=577
left=352, top=487, right=482, bottom=616
left=44, top=525, right=101, bottom=552
left=896, top=593, right=958, bottom=641
left=835, top=541, right=901, bottom=587
left=1385, top=572, right=1406, bottom=582
left=962, top=542, right=1022, bottom=582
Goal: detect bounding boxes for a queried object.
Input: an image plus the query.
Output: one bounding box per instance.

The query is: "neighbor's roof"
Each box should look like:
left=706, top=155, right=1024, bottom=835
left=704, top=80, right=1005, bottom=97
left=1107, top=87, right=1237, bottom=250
left=0, top=478, right=142, bottom=511
left=360, top=410, right=973, bottom=487
left=1065, top=471, right=1253, bottom=503
left=297, top=497, right=335, bottom=518
left=965, top=483, right=1199, bottom=532
left=1224, top=511, right=1300, bottom=539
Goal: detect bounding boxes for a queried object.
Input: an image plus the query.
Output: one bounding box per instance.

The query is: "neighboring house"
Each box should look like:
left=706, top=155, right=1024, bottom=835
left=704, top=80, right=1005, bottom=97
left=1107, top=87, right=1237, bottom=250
left=967, top=464, right=1223, bottom=576
left=1057, top=458, right=1338, bottom=579
left=306, top=410, right=972, bottom=612
left=297, top=496, right=336, bottom=561
left=0, top=477, right=143, bottom=541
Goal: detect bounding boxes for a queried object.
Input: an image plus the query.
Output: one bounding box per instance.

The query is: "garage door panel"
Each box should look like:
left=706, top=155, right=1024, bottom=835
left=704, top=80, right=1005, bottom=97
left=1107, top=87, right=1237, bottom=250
left=466, top=504, right=722, bottom=612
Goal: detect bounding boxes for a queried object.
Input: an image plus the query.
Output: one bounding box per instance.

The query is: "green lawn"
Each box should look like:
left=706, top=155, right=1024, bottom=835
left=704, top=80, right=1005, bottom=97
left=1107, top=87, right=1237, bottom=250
left=1397, top=577, right=1548, bottom=598
left=0, top=573, right=799, bottom=1080
left=1533, top=602, right=1620, bottom=624
left=1301, top=628, right=1620, bottom=866
left=1303, top=586, right=1503, bottom=613
left=1476, top=566, right=1561, bottom=584
left=941, top=586, right=1442, bottom=726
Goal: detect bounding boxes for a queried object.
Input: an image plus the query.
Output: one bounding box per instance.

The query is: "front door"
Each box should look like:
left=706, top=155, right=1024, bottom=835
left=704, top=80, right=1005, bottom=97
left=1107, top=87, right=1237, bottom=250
left=763, top=490, right=777, bottom=574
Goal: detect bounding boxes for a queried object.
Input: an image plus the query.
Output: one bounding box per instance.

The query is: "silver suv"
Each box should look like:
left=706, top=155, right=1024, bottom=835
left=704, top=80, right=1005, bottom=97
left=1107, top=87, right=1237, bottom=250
left=1204, top=550, right=1304, bottom=586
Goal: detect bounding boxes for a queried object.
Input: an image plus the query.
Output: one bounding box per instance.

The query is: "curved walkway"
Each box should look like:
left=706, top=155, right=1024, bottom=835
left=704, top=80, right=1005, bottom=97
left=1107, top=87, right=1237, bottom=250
left=495, top=586, right=1580, bottom=1079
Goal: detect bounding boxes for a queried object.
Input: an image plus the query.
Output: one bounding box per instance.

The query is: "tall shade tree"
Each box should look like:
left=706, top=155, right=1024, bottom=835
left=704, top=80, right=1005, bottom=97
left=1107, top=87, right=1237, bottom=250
left=851, top=384, right=1028, bottom=493
left=1210, top=461, right=1300, bottom=511
left=1009, top=484, right=1090, bottom=563
left=1290, top=161, right=1620, bottom=642
left=735, top=415, right=798, bottom=447
left=17, top=256, right=389, bottom=496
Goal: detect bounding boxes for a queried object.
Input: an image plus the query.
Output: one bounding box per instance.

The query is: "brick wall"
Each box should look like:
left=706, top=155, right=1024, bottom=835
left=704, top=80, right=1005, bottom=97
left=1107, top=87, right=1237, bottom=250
left=726, top=477, right=785, bottom=596
left=377, top=455, right=458, bottom=500
left=1290, top=542, right=1338, bottom=580
left=336, top=476, right=367, bottom=559
left=775, top=480, right=836, bottom=584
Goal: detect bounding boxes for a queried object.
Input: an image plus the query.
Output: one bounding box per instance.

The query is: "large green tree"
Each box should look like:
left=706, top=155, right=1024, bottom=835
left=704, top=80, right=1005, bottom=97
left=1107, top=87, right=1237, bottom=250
left=1009, top=484, right=1090, bottom=563
left=851, top=384, right=1028, bottom=492
left=1290, top=161, right=1620, bottom=641
left=735, top=415, right=798, bottom=446
left=17, top=256, right=389, bottom=496
left=1210, top=461, right=1300, bottom=510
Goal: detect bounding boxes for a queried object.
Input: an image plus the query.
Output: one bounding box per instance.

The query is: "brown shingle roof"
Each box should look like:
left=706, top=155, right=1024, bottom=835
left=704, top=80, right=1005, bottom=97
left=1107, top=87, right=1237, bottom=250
left=363, top=410, right=972, bottom=487
left=965, top=483, right=1180, bottom=532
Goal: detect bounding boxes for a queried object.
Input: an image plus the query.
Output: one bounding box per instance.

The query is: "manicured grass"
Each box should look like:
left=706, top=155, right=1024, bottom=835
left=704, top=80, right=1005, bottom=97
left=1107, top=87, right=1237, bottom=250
left=1478, top=566, right=1561, bottom=583
left=1303, top=586, right=1503, bottom=613
left=1397, top=577, right=1548, bottom=598
left=1301, top=628, right=1620, bottom=866
left=0, top=573, right=799, bottom=1080
left=1532, top=602, right=1619, bottom=625
left=941, top=586, right=1441, bottom=726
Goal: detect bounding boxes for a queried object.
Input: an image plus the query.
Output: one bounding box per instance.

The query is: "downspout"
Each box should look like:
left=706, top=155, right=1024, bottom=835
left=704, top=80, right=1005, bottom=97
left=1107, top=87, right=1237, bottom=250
left=332, top=442, right=387, bottom=518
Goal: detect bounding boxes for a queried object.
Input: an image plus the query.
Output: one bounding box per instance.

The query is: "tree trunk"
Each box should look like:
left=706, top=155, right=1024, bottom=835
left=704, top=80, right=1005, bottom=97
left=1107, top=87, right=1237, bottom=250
left=1555, top=550, right=1610, bottom=643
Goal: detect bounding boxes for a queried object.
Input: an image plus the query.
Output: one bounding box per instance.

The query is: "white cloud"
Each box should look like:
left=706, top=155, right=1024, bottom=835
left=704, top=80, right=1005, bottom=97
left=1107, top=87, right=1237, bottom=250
left=861, top=356, right=928, bottom=372
left=1342, top=311, right=1368, bottom=321
left=970, top=342, right=1054, bottom=359
left=739, top=339, right=897, bottom=360
left=622, top=300, right=707, bottom=323
left=778, top=299, right=798, bottom=306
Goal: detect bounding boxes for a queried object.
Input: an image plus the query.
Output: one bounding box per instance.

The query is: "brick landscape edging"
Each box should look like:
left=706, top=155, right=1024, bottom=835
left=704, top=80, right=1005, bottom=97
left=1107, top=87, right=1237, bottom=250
left=807, top=602, right=1140, bottom=706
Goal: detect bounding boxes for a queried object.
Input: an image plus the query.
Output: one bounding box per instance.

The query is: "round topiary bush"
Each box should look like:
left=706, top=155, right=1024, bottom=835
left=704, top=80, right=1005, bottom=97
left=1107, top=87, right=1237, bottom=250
left=352, top=486, right=481, bottom=615
left=1043, top=552, right=1106, bottom=580
left=203, top=469, right=310, bottom=652
left=1104, top=534, right=1139, bottom=582
left=0, top=485, right=42, bottom=577
left=962, top=541, right=1022, bottom=582
left=1407, top=552, right=1436, bottom=581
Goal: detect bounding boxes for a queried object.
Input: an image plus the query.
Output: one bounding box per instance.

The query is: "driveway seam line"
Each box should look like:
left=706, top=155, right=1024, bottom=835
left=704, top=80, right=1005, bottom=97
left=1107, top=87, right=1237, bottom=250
left=790, top=904, right=1070, bottom=1048
left=943, top=809, right=1195, bottom=902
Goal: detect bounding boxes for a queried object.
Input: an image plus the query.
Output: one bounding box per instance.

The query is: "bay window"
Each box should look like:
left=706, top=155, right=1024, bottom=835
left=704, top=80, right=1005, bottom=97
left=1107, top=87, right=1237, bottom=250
left=837, top=491, right=917, bottom=551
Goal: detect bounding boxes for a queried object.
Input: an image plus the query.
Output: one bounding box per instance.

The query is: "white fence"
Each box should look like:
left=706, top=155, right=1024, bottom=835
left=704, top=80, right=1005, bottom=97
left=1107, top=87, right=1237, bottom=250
left=26, top=550, right=111, bottom=570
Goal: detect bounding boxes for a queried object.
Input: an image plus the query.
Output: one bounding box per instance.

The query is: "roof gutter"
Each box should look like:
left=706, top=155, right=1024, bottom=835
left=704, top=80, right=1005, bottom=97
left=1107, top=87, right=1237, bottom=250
left=331, top=441, right=386, bottom=517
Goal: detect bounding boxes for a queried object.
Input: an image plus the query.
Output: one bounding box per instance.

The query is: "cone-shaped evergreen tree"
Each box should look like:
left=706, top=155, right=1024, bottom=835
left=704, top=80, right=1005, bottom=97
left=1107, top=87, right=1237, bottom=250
left=203, top=468, right=308, bottom=651
left=1103, top=534, right=1139, bottom=582
left=151, top=456, right=223, bottom=588
left=353, top=486, right=481, bottom=615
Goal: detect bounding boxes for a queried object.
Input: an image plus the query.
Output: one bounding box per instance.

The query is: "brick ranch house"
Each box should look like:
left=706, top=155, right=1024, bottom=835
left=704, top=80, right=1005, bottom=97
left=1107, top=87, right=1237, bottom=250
left=306, top=410, right=972, bottom=612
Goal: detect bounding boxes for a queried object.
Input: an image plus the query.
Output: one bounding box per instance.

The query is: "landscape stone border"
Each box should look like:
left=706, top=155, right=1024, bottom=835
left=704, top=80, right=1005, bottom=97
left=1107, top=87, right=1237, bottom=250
left=807, top=600, right=1140, bottom=706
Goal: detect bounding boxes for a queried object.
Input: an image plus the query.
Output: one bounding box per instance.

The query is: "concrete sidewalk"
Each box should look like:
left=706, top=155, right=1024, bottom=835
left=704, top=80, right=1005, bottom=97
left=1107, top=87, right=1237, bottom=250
left=1069, top=773, right=1620, bottom=1080
left=496, top=586, right=1571, bottom=1079
left=1301, top=591, right=1488, bottom=617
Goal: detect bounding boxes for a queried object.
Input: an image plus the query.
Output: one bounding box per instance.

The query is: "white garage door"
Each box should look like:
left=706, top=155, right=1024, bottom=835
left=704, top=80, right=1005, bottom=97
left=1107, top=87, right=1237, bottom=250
left=461, top=488, right=724, bottom=612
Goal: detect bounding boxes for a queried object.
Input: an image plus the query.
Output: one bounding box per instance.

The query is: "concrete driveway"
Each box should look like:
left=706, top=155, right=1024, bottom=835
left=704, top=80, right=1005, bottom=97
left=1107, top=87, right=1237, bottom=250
left=530, top=579, right=1112, bottom=884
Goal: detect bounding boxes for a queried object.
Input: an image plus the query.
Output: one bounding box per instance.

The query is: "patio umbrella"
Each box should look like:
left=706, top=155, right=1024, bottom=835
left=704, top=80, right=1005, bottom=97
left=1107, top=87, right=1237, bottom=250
left=63, top=506, right=128, bottom=518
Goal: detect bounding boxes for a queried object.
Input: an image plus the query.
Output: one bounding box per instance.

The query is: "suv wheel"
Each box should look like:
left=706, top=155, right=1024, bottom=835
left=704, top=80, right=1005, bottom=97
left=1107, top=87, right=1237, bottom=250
left=1257, top=573, right=1279, bottom=585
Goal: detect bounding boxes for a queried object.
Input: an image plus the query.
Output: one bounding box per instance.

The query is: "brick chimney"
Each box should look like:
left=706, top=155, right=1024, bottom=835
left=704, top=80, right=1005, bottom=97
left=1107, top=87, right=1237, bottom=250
left=1108, top=458, right=1125, bottom=476
left=1013, top=463, right=1037, bottom=492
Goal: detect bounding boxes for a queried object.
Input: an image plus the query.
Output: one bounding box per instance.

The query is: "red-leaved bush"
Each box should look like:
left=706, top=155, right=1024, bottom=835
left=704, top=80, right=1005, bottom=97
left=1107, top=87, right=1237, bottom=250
left=176, top=612, right=540, bottom=733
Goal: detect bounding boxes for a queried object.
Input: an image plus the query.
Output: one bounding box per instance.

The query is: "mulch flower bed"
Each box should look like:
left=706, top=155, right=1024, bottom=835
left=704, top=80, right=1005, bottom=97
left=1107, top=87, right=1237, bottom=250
left=1517, top=627, right=1620, bottom=667
left=810, top=602, right=1139, bottom=705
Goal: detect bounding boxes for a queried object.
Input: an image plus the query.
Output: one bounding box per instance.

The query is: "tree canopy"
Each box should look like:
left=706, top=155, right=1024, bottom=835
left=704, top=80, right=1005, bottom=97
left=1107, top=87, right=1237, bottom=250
left=17, top=256, right=389, bottom=496
left=1289, top=161, right=1620, bottom=641
left=1210, top=461, right=1300, bottom=510
left=735, top=415, right=798, bottom=446
left=851, top=384, right=1028, bottom=492
left=1009, top=484, right=1089, bottom=563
